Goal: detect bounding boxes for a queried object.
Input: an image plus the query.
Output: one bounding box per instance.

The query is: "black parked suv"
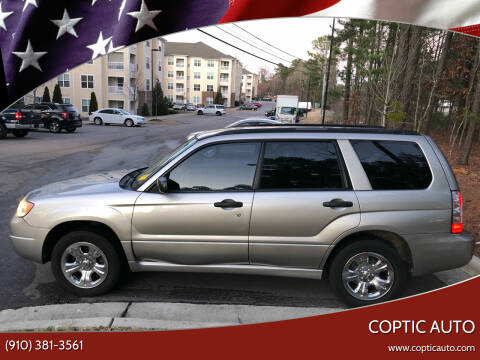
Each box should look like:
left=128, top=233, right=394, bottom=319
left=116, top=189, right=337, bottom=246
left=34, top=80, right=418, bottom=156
left=23, top=103, right=82, bottom=133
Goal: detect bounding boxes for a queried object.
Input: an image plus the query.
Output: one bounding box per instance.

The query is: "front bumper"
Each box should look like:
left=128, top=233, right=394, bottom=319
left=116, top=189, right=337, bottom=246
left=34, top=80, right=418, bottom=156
left=9, top=216, right=49, bottom=263
left=405, top=231, right=475, bottom=276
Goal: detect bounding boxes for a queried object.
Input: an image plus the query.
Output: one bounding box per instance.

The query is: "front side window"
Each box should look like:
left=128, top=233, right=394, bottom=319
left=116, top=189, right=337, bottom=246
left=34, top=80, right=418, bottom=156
left=168, top=142, right=261, bottom=192
left=259, top=141, right=345, bottom=190
left=351, top=140, right=432, bottom=190
left=280, top=107, right=295, bottom=115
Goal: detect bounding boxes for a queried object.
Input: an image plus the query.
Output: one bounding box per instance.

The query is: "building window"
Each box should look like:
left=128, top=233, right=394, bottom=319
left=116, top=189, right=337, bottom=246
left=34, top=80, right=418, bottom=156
left=146, top=40, right=150, bottom=47
left=194, top=72, right=200, bottom=79
left=34, top=96, right=42, bottom=103
left=146, top=56, right=150, bottom=69
left=193, top=96, right=200, bottom=104
left=81, top=75, right=94, bottom=88
left=81, top=99, right=90, bottom=113
left=62, top=97, right=71, bottom=104
left=207, top=85, right=213, bottom=92
left=168, top=70, right=173, bottom=78
left=167, top=82, right=173, bottom=90
left=57, top=73, right=70, bottom=87
left=168, top=57, right=174, bottom=65
left=221, top=61, right=229, bottom=69
left=207, top=72, right=214, bottom=80
left=146, top=79, right=151, bottom=91
left=158, top=65, right=161, bottom=71
left=206, top=96, right=213, bottom=104
left=207, top=60, right=214, bottom=67
left=167, top=94, right=173, bottom=102
left=193, top=84, right=200, bottom=91
left=194, top=59, right=201, bottom=67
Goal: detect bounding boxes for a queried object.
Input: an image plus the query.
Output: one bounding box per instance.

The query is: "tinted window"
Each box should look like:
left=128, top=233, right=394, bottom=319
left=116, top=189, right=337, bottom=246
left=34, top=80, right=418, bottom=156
left=168, top=142, right=261, bottom=191
left=259, top=141, right=344, bottom=189
left=351, top=140, right=432, bottom=190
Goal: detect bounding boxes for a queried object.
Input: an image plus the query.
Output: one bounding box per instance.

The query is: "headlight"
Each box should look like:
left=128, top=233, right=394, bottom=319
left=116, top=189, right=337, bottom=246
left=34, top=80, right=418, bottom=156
left=16, top=197, right=34, bottom=218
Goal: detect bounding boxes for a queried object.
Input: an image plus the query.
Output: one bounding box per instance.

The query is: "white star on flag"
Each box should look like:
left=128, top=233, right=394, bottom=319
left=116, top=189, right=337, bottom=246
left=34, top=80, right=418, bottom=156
left=0, top=2, right=13, bottom=31
left=51, top=9, right=83, bottom=39
left=22, top=0, right=38, bottom=12
left=87, top=31, right=112, bottom=59
left=127, top=0, right=161, bottom=32
left=12, top=40, right=47, bottom=72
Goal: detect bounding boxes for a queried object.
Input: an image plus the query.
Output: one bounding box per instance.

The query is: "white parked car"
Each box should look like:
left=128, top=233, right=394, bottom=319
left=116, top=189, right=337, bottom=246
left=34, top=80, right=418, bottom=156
left=197, top=104, right=226, bottom=116
left=89, top=108, right=146, bottom=127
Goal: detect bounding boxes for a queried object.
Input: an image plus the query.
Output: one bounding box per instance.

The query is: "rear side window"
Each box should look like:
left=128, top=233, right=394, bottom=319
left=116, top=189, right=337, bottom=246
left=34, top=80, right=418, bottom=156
left=351, top=140, right=432, bottom=190
left=259, top=141, right=345, bottom=190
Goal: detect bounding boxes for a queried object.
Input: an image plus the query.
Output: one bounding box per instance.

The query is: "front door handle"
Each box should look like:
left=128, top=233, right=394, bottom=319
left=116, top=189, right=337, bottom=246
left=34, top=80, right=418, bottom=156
left=214, top=199, right=243, bottom=208
left=323, top=198, right=353, bottom=208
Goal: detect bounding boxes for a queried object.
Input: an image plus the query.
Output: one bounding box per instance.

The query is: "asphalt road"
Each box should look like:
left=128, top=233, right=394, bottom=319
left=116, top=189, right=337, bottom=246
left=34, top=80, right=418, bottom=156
left=0, top=104, right=449, bottom=310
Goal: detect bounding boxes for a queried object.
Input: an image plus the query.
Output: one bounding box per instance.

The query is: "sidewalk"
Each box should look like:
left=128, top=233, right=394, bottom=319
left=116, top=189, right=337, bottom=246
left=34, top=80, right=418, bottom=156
left=1, top=257, right=478, bottom=332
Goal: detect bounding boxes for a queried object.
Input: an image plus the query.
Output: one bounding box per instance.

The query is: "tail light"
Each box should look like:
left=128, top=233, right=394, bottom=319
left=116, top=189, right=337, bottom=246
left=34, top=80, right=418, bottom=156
left=15, top=112, right=22, bottom=120
left=61, top=112, right=69, bottom=119
left=451, top=191, right=463, bottom=234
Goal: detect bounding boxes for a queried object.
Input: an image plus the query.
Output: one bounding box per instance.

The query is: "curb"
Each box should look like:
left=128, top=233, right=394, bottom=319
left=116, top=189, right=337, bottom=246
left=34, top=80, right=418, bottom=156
left=463, top=255, right=480, bottom=276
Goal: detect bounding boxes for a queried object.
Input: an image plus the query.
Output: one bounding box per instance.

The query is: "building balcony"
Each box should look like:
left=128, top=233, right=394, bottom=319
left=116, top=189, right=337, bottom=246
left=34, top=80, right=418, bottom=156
left=176, top=89, right=185, bottom=93
left=176, top=63, right=184, bottom=68
left=108, top=62, right=124, bottom=70
left=220, top=78, right=229, bottom=83
left=108, top=86, right=125, bottom=94
left=221, top=66, right=229, bottom=71
left=176, top=77, right=185, bottom=81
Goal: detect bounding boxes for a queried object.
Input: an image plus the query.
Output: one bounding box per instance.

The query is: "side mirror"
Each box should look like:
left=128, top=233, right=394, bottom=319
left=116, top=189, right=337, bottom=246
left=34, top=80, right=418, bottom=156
left=156, top=176, right=168, bottom=193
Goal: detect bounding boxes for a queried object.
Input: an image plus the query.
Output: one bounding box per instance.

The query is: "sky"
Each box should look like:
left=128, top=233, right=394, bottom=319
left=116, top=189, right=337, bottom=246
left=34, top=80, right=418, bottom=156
left=163, top=17, right=337, bottom=75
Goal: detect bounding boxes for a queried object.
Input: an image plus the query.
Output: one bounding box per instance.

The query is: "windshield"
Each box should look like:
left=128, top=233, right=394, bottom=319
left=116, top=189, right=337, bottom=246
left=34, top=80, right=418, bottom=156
left=280, top=107, right=295, bottom=115
left=120, top=109, right=131, bottom=115
left=130, top=138, right=197, bottom=190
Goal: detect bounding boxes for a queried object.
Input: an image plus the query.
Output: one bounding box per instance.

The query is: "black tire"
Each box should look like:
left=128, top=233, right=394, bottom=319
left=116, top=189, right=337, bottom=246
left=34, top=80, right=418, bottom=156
left=66, top=127, right=76, bottom=133
left=48, top=119, right=61, bottom=133
left=51, top=231, right=122, bottom=296
left=124, top=118, right=134, bottom=127
left=216, top=111, right=221, bottom=116
left=12, top=130, right=29, bottom=137
left=94, top=117, right=103, bottom=126
left=328, top=239, right=407, bottom=307
left=197, top=110, right=203, bottom=115
left=0, top=124, right=8, bottom=139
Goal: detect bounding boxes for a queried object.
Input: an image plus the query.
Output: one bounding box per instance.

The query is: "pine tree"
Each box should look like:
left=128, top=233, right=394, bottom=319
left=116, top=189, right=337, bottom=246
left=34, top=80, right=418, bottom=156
left=141, top=103, right=150, bottom=116
left=152, top=80, right=169, bottom=115
left=214, top=86, right=224, bottom=104
left=52, top=84, right=63, bottom=103
left=41, top=87, right=51, bottom=102
left=89, top=92, right=98, bottom=113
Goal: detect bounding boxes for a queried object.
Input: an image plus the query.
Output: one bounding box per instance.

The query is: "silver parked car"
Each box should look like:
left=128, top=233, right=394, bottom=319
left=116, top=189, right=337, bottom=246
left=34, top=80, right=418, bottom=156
left=10, top=126, right=474, bottom=306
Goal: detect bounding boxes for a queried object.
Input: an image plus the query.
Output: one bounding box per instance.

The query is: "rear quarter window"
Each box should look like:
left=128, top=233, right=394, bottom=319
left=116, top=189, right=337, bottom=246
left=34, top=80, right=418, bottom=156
left=350, top=140, right=432, bottom=190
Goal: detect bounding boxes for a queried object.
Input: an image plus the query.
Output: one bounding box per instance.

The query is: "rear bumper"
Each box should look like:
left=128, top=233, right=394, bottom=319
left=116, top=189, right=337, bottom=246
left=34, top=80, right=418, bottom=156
left=5, top=123, right=34, bottom=130
left=67, top=119, right=83, bottom=128
left=405, top=231, right=475, bottom=276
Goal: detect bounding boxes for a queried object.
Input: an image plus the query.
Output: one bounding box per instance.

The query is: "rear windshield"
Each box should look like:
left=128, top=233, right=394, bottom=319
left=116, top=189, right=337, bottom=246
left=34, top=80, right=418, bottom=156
left=61, top=105, right=78, bottom=112
left=2, top=108, right=16, bottom=113
left=351, top=140, right=432, bottom=190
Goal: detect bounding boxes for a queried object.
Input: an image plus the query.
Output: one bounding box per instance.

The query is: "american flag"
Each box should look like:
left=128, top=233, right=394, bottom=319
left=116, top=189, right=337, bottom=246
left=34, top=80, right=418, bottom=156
left=0, top=0, right=478, bottom=111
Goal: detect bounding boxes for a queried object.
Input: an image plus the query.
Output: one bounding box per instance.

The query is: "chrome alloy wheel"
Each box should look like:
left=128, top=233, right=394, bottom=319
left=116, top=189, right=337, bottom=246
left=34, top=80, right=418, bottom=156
left=342, top=252, right=394, bottom=301
left=60, top=242, right=108, bottom=289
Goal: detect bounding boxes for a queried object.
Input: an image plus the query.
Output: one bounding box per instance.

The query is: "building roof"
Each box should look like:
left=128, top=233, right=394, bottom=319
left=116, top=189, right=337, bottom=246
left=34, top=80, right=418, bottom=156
left=165, top=42, right=234, bottom=59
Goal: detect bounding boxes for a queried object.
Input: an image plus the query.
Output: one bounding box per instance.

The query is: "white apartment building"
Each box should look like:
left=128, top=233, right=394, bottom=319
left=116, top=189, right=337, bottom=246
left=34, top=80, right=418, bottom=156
left=164, top=42, right=243, bottom=107
left=26, top=38, right=165, bottom=116
left=241, top=70, right=259, bottom=102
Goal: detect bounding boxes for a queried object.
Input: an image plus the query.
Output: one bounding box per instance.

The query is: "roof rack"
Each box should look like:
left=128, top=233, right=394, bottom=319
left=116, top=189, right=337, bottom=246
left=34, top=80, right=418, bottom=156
left=198, top=124, right=420, bottom=139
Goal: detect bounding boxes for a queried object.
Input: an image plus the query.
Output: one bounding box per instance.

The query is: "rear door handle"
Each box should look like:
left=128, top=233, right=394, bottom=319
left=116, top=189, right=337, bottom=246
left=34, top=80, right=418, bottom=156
left=214, top=199, right=243, bottom=208
left=323, top=199, right=353, bottom=208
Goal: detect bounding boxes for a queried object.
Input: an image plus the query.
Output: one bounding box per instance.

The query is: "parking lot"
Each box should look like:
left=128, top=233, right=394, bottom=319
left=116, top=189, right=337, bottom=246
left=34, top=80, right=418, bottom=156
left=0, top=104, right=466, bottom=311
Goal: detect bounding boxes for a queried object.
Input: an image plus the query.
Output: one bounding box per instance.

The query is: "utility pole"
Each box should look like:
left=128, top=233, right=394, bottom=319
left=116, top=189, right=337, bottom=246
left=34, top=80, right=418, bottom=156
left=322, top=18, right=336, bottom=125
left=305, top=72, right=311, bottom=119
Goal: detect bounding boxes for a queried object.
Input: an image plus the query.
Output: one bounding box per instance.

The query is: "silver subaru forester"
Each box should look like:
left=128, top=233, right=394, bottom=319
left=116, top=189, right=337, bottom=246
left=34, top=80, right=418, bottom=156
left=10, top=126, right=474, bottom=306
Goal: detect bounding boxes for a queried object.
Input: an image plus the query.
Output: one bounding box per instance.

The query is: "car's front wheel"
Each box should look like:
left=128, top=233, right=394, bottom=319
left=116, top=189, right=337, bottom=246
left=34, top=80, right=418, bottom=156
left=328, top=239, right=407, bottom=307
left=0, top=123, right=7, bottom=139
left=197, top=110, right=203, bottom=115
left=51, top=231, right=122, bottom=296
left=124, top=119, right=134, bottom=127
left=216, top=111, right=222, bottom=116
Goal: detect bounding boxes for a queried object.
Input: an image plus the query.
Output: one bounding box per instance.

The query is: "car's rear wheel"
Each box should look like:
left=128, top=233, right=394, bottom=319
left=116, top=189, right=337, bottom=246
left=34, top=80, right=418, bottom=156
left=0, top=124, right=7, bottom=139
left=51, top=231, right=121, bottom=296
left=124, top=118, right=134, bottom=127
left=48, top=120, right=61, bottom=133
left=328, top=239, right=407, bottom=307
left=197, top=110, right=203, bottom=115
left=216, top=111, right=221, bottom=116
left=12, top=130, right=29, bottom=137
left=94, top=117, right=102, bottom=126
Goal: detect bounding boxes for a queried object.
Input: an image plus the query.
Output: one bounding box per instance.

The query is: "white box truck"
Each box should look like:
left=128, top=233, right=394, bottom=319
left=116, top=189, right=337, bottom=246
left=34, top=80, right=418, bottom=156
left=275, top=95, right=299, bottom=123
